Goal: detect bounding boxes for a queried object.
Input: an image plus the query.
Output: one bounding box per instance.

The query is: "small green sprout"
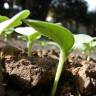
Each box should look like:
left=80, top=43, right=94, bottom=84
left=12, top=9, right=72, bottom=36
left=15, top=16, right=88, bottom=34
left=0, top=28, right=14, bottom=41
left=24, top=19, right=74, bottom=96
left=15, top=27, right=41, bottom=57
left=73, top=34, right=96, bottom=61
left=0, top=10, right=30, bottom=40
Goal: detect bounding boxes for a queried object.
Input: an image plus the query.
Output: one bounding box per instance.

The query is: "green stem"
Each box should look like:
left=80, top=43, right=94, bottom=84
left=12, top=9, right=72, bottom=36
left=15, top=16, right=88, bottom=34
left=4, top=34, right=8, bottom=42
left=27, top=41, right=32, bottom=57
left=87, top=55, right=90, bottom=61
left=50, top=48, right=66, bottom=96
left=4, top=38, right=7, bottom=42
left=86, top=51, right=90, bottom=61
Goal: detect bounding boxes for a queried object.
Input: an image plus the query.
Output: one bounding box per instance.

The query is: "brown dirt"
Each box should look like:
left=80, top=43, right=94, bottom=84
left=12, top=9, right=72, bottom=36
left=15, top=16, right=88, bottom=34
left=66, top=53, right=96, bottom=96
left=0, top=39, right=96, bottom=96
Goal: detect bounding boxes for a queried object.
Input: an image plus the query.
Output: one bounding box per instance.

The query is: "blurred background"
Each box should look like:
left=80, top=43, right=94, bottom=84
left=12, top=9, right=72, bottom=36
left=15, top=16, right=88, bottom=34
left=0, top=0, right=96, bottom=36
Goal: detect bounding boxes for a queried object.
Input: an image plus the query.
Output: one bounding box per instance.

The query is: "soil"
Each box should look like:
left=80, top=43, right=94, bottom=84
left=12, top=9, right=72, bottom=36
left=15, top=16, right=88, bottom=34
left=0, top=39, right=96, bottom=96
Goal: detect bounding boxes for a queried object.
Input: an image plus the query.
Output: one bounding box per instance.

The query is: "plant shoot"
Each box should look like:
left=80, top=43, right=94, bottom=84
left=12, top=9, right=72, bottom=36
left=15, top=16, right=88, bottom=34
left=24, top=19, right=74, bottom=96
left=15, top=27, right=41, bottom=57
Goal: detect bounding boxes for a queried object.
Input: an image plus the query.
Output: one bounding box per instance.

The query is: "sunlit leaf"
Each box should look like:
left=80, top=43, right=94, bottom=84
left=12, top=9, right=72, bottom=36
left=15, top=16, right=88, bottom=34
left=24, top=19, right=74, bottom=54
left=15, top=27, right=41, bottom=41
left=73, top=34, right=93, bottom=50
left=0, top=10, right=30, bottom=34
left=15, top=27, right=37, bottom=36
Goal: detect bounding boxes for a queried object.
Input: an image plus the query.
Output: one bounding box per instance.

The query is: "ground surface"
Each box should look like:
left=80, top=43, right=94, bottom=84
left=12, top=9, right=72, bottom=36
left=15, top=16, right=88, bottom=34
left=0, top=39, right=96, bottom=96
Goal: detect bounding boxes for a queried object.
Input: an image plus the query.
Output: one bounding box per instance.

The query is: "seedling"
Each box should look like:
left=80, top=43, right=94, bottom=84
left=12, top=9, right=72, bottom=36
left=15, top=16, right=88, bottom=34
left=15, top=27, right=41, bottom=57
left=0, top=10, right=30, bottom=40
left=0, top=28, right=14, bottom=41
left=73, top=34, right=96, bottom=61
left=24, top=19, right=74, bottom=96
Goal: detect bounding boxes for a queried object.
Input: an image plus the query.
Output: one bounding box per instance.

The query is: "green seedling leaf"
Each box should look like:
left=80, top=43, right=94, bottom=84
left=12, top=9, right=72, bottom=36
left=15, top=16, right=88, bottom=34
left=24, top=19, right=74, bottom=54
left=83, top=39, right=96, bottom=52
left=24, top=19, right=74, bottom=96
left=15, top=27, right=41, bottom=41
left=73, top=34, right=93, bottom=50
left=4, top=28, right=14, bottom=34
left=0, top=15, right=9, bottom=22
left=15, top=27, right=41, bottom=57
left=0, top=28, right=14, bottom=41
left=73, top=34, right=96, bottom=61
left=15, top=27, right=37, bottom=36
left=0, top=10, right=30, bottom=34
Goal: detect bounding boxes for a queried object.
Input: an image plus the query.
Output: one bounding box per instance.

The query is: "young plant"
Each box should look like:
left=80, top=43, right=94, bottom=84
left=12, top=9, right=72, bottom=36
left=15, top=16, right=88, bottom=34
left=15, top=27, right=41, bottom=57
left=73, top=34, right=96, bottom=61
left=0, top=10, right=30, bottom=40
left=24, top=19, right=74, bottom=96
